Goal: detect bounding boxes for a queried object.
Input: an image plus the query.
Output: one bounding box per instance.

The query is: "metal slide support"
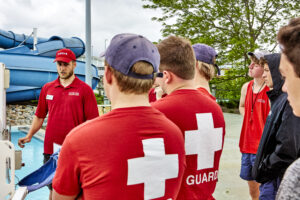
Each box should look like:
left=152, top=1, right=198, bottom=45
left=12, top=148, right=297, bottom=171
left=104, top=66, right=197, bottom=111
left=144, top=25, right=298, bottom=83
left=0, top=63, right=7, bottom=139
left=85, top=0, right=92, bottom=87
left=33, top=28, right=37, bottom=51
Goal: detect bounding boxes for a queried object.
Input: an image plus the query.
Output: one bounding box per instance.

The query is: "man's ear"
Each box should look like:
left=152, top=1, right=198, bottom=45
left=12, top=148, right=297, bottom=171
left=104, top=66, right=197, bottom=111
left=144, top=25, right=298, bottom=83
left=104, top=66, right=113, bottom=84
left=163, top=70, right=172, bottom=84
left=195, top=60, right=200, bottom=70
left=73, top=61, right=77, bottom=68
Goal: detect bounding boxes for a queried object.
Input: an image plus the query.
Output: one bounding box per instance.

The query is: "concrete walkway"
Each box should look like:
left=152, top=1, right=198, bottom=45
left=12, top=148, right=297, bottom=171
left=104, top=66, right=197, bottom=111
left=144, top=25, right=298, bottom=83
left=214, top=113, right=251, bottom=200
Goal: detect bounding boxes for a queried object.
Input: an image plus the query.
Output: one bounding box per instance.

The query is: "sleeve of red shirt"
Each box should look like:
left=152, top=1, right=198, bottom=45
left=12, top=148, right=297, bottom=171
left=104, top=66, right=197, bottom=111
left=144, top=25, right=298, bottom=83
left=52, top=136, right=81, bottom=196
left=83, top=85, right=99, bottom=120
left=35, top=85, right=48, bottom=118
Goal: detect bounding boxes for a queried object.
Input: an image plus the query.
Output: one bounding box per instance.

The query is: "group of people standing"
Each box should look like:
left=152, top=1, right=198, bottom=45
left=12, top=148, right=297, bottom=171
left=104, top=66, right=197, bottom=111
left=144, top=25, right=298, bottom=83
left=238, top=17, right=300, bottom=200
left=17, top=17, right=300, bottom=200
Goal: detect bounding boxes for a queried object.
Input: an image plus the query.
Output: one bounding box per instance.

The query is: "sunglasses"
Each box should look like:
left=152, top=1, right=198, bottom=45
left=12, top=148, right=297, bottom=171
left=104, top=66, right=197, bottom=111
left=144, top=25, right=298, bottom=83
left=156, top=72, right=163, bottom=78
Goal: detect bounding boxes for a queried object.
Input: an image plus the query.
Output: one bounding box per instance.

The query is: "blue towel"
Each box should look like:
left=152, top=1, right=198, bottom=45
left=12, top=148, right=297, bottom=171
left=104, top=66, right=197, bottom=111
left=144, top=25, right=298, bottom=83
left=18, top=151, right=59, bottom=192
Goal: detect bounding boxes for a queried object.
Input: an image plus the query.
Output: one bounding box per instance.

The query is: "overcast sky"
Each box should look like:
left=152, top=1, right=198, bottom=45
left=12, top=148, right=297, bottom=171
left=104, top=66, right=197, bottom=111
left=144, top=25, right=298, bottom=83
left=0, top=0, right=164, bottom=56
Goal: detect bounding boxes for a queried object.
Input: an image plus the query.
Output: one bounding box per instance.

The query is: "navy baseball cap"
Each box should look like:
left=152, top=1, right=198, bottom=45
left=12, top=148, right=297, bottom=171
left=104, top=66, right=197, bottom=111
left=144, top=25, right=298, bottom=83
left=100, top=33, right=160, bottom=79
left=192, top=43, right=217, bottom=64
left=192, top=43, right=220, bottom=75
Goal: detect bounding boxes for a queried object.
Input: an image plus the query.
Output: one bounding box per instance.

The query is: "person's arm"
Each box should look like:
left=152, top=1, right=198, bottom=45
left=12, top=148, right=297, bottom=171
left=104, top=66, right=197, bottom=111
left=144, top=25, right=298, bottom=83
left=276, top=158, right=300, bottom=200
left=83, top=86, right=99, bottom=120
left=52, top=191, right=79, bottom=200
left=239, top=82, right=249, bottom=116
left=18, top=115, right=44, bottom=148
left=52, top=136, right=81, bottom=199
left=259, top=108, right=300, bottom=179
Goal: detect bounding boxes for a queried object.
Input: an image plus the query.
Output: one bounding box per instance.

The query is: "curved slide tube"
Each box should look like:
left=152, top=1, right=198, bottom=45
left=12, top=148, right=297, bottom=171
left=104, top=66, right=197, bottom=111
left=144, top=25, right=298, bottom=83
left=0, top=29, right=99, bottom=103
left=0, top=29, right=85, bottom=57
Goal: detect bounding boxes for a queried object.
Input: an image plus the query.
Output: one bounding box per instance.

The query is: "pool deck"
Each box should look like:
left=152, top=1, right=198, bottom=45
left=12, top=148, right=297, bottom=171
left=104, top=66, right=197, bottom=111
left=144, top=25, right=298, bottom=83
left=214, top=113, right=250, bottom=200
left=16, top=113, right=250, bottom=199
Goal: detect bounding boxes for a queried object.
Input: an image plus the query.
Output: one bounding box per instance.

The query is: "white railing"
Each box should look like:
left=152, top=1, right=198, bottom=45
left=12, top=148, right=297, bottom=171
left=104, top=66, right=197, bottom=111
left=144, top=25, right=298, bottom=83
left=0, top=140, right=15, bottom=200
left=0, top=63, right=27, bottom=199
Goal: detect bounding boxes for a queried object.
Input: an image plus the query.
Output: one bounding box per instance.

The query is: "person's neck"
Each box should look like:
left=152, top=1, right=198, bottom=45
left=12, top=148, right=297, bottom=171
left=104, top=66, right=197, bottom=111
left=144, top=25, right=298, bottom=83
left=253, top=77, right=264, bottom=86
left=253, top=77, right=265, bottom=93
left=60, top=75, right=75, bottom=87
left=167, top=80, right=195, bottom=95
left=111, top=93, right=150, bottom=110
left=194, top=77, right=211, bottom=93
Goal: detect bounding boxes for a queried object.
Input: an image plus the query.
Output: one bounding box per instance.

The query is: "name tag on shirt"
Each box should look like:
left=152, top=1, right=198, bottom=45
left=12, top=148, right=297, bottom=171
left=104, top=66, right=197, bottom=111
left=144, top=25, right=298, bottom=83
left=69, top=92, right=80, bottom=96
left=46, top=95, right=54, bottom=100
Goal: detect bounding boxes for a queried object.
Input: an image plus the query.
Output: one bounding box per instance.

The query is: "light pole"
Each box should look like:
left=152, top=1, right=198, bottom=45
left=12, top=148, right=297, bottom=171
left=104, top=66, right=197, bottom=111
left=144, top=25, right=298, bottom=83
left=85, top=0, right=92, bottom=87
left=104, top=39, right=108, bottom=51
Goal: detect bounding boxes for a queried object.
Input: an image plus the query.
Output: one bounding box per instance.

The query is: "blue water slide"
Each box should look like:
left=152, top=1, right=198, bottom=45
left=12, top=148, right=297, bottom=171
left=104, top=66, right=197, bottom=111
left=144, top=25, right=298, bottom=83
left=0, top=29, right=99, bottom=103
left=0, top=53, right=99, bottom=103
left=6, top=86, right=41, bottom=103
left=0, top=29, right=85, bottom=57
left=0, top=29, right=47, bottom=49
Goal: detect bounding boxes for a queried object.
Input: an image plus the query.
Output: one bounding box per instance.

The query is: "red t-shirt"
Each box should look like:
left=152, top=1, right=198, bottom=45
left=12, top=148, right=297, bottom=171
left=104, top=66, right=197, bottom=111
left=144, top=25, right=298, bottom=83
left=197, top=87, right=216, bottom=101
left=239, top=80, right=270, bottom=154
left=52, top=106, right=186, bottom=200
left=148, top=88, right=157, bottom=103
left=35, top=76, right=99, bottom=154
left=152, top=89, right=226, bottom=200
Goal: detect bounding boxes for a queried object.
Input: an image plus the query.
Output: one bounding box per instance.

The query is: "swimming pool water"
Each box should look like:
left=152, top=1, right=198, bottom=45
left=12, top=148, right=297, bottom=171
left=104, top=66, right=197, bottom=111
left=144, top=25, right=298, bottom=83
left=11, top=130, right=49, bottom=200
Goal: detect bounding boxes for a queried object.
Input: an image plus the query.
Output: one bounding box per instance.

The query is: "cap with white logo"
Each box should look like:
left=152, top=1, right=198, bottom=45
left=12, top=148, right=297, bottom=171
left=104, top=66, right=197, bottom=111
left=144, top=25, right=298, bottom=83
left=53, top=48, right=76, bottom=63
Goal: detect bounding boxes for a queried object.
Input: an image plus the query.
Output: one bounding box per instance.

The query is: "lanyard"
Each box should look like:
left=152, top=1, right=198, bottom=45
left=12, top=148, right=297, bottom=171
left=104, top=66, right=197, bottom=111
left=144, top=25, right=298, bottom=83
left=251, top=82, right=265, bottom=113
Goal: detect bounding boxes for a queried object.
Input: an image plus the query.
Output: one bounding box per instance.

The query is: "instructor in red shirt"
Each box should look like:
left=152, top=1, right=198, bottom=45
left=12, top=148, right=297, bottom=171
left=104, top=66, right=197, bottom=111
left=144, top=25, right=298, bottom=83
left=18, top=48, right=99, bottom=200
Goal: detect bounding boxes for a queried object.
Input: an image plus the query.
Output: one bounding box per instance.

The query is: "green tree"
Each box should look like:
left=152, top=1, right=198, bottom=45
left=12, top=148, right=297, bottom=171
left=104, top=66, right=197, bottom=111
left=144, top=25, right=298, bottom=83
left=143, top=0, right=299, bottom=106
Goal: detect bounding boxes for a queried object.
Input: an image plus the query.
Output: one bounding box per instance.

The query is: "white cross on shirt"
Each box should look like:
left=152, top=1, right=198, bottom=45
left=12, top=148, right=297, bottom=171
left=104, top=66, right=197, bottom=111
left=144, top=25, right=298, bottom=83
left=127, top=138, right=179, bottom=200
left=185, top=113, right=223, bottom=170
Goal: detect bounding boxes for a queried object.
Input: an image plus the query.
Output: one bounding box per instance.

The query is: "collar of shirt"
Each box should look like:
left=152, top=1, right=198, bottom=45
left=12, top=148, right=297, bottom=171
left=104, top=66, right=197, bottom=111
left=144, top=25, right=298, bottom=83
left=54, top=76, right=80, bottom=89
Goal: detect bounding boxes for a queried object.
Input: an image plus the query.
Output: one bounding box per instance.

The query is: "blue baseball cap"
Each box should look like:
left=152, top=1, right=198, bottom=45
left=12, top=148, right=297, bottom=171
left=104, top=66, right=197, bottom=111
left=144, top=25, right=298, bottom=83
left=101, top=33, right=160, bottom=79
left=192, top=43, right=220, bottom=75
left=192, top=43, right=217, bottom=64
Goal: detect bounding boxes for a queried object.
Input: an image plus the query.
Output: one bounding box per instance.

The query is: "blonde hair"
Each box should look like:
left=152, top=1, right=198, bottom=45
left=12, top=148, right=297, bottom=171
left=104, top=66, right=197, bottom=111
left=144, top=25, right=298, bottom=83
left=197, top=60, right=215, bottom=81
left=106, top=61, right=154, bottom=94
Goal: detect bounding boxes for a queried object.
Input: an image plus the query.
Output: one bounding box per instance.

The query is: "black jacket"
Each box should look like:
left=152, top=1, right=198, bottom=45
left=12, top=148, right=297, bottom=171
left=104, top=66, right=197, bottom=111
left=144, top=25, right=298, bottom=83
left=252, top=53, right=300, bottom=183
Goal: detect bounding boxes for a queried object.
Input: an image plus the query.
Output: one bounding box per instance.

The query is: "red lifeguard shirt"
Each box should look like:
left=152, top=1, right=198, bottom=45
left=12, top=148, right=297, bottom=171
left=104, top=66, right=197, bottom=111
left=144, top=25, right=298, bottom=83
left=148, top=87, right=167, bottom=103
left=148, top=88, right=157, bottom=103
left=239, top=80, right=270, bottom=154
left=52, top=106, right=186, bottom=200
left=35, top=76, right=99, bottom=154
left=197, top=87, right=216, bottom=101
left=152, top=89, right=226, bottom=200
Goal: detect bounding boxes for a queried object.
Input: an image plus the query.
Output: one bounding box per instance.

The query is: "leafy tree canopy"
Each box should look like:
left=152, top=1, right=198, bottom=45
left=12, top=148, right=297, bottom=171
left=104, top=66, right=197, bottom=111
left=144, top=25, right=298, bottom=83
left=143, top=0, right=299, bottom=105
left=143, top=0, right=299, bottom=66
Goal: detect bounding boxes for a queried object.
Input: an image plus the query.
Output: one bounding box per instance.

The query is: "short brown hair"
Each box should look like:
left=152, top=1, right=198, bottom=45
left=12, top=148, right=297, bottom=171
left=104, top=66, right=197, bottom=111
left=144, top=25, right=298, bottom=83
left=250, top=55, right=260, bottom=65
left=157, top=36, right=195, bottom=80
left=106, top=61, right=154, bottom=94
left=277, top=17, right=300, bottom=77
left=197, top=61, right=215, bottom=81
left=259, top=57, right=268, bottom=66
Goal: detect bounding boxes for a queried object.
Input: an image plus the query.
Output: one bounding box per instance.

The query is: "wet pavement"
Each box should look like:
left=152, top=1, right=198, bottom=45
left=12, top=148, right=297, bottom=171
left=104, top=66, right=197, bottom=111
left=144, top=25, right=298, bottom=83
left=214, top=113, right=251, bottom=200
